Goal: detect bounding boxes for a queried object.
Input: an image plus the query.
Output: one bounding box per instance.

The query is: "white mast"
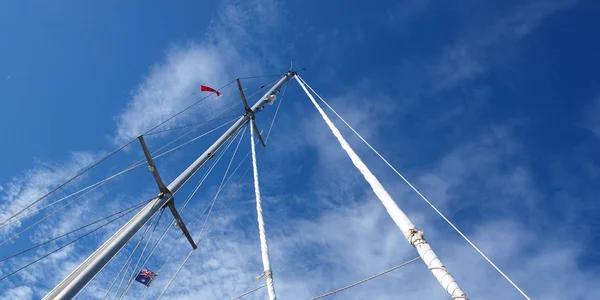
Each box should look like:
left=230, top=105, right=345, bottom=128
left=250, top=118, right=277, bottom=300
left=295, top=75, right=468, bottom=300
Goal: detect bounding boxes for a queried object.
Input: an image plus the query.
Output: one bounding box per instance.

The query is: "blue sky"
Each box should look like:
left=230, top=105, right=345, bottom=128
left=1, top=0, right=600, bottom=299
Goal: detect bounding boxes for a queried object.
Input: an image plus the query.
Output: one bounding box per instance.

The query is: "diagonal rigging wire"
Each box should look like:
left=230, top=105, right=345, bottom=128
left=0, top=197, right=156, bottom=264
left=196, top=126, right=246, bottom=238
left=135, top=126, right=246, bottom=280
left=152, top=118, right=238, bottom=161
left=0, top=79, right=240, bottom=227
left=296, top=75, right=531, bottom=300
left=157, top=158, right=255, bottom=300
left=118, top=208, right=165, bottom=299
left=155, top=113, right=272, bottom=299
left=265, top=80, right=289, bottom=144
left=142, top=95, right=242, bottom=137
left=239, top=74, right=283, bottom=80
left=0, top=139, right=138, bottom=227
left=102, top=211, right=159, bottom=300
left=142, top=79, right=238, bottom=136
left=310, top=257, right=422, bottom=300
left=0, top=116, right=239, bottom=235
left=157, top=123, right=271, bottom=299
left=143, top=114, right=239, bottom=136
left=105, top=210, right=161, bottom=300
left=121, top=126, right=247, bottom=299
left=2, top=75, right=279, bottom=230
left=0, top=180, right=113, bottom=247
left=231, top=285, right=267, bottom=300
left=156, top=96, right=277, bottom=269
left=0, top=120, right=239, bottom=280
left=0, top=196, right=156, bottom=282
left=107, top=126, right=242, bottom=297
left=2, top=74, right=280, bottom=293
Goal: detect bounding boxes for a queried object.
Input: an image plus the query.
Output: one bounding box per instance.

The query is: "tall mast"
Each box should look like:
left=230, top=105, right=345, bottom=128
left=44, top=71, right=296, bottom=300
left=295, top=76, right=468, bottom=300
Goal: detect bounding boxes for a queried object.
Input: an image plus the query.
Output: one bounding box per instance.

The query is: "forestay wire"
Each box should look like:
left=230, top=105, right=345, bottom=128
left=297, top=75, right=530, bottom=300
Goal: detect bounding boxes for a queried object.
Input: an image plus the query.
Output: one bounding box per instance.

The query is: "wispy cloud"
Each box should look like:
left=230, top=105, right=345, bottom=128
left=112, top=0, right=286, bottom=144
left=0, top=152, right=96, bottom=235
left=1, top=1, right=594, bottom=299
left=1, top=286, right=33, bottom=300
left=431, top=0, right=579, bottom=89
left=583, top=96, right=600, bottom=137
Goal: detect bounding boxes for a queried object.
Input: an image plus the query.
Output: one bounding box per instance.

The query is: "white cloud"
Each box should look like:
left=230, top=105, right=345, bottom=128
left=112, top=0, right=286, bottom=145
left=0, top=152, right=96, bottom=235
left=583, top=96, right=600, bottom=137
left=431, top=0, right=579, bottom=89
left=1, top=286, right=33, bottom=300
left=1, top=1, right=593, bottom=299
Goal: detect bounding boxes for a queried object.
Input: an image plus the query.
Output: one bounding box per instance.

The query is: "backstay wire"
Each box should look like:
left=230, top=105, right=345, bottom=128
left=296, top=75, right=529, bottom=299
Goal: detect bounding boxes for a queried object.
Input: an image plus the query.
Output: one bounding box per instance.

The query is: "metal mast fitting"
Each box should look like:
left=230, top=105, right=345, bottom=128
left=237, top=78, right=266, bottom=147
left=138, top=135, right=196, bottom=250
left=44, top=71, right=295, bottom=300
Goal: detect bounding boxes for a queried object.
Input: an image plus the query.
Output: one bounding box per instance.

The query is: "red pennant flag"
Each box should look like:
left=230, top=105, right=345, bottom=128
left=200, top=85, right=221, bottom=97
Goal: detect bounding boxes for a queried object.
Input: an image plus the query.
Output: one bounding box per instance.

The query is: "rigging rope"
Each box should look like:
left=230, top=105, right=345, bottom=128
left=0, top=138, right=139, bottom=227
left=310, top=257, right=421, bottom=299
left=155, top=162, right=253, bottom=300
left=119, top=209, right=165, bottom=299
left=134, top=125, right=245, bottom=281
left=250, top=119, right=277, bottom=300
left=0, top=198, right=155, bottom=263
left=127, top=126, right=248, bottom=300
left=152, top=118, right=238, bottom=160
left=156, top=133, right=261, bottom=300
left=1, top=75, right=276, bottom=233
left=0, top=77, right=245, bottom=228
left=0, top=197, right=150, bottom=282
left=142, top=79, right=238, bottom=136
left=155, top=110, right=277, bottom=300
left=108, top=216, right=157, bottom=300
left=143, top=114, right=238, bottom=136
left=197, top=126, right=247, bottom=238
left=297, top=75, right=529, bottom=300
left=231, top=284, right=267, bottom=300
left=0, top=115, right=238, bottom=240
left=238, top=74, right=283, bottom=80
left=296, top=76, right=467, bottom=299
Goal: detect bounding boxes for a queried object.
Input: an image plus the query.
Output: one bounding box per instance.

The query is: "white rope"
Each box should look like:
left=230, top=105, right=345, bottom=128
left=295, top=76, right=467, bottom=300
left=297, top=75, right=529, bottom=300
left=231, top=284, right=267, bottom=300
left=250, top=119, right=277, bottom=300
left=311, top=256, right=421, bottom=299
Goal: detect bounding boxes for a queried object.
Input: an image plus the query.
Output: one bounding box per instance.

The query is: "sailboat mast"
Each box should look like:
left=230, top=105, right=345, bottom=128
left=43, top=71, right=296, bottom=300
left=295, top=76, right=468, bottom=299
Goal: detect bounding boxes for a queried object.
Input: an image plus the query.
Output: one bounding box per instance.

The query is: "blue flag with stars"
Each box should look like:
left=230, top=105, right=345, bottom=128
left=135, top=269, right=158, bottom=287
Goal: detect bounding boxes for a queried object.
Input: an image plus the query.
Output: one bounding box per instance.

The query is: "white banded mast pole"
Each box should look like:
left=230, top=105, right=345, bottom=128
left=250, top=118, right=277, bottom=300
left=295, top=76, right=467, bottom=300
left=44, top=71, right=295, bottom=300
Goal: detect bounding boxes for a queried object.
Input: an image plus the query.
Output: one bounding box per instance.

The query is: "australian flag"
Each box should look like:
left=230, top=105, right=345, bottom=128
left=135, top=269, right=158, bottom=287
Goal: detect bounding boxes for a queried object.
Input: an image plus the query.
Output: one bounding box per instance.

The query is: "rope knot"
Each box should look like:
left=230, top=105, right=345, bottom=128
left=408, top=229, right=425, bottom=247
left=256, top=269, right=273, bottom=280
